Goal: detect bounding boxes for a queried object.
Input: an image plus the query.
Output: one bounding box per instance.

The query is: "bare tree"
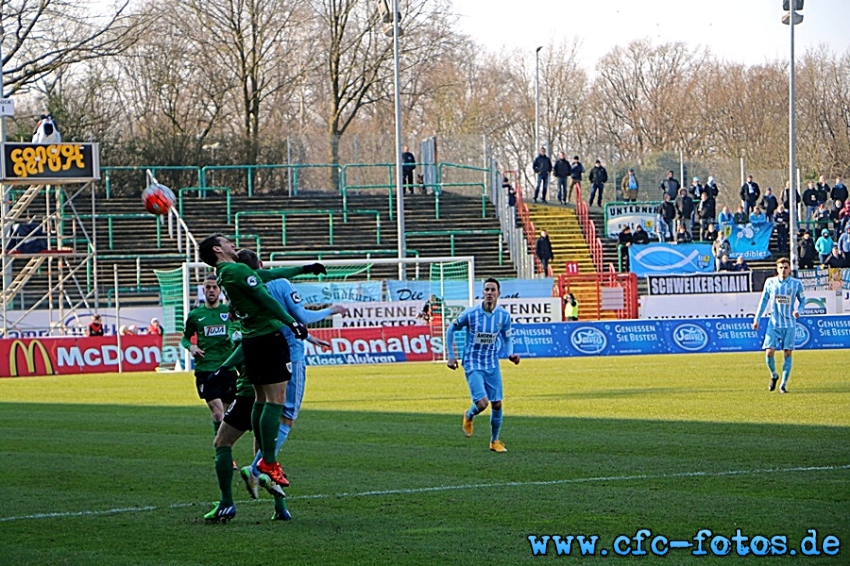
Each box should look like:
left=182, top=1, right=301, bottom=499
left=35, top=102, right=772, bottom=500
left=309, top=0, right=457, bottom=186
left=1, top=0, right=138, bottom=96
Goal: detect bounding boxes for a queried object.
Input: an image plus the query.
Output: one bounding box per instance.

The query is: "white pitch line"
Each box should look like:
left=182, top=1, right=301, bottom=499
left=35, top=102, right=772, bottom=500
left=1, top=463, right=847, bottom=523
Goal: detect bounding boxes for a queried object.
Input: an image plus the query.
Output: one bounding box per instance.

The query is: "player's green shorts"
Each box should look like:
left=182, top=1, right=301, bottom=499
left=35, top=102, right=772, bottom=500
left=241, top=329, right=292, bottom=385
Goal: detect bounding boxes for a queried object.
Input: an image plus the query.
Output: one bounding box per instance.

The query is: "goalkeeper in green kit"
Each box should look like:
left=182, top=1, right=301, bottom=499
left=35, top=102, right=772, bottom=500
left=198, top=233, right=325, bottom=522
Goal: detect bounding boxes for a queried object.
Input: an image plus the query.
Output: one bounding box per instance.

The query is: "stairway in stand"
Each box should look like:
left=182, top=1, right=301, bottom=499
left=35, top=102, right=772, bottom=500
left=525, top=203, right=595, bottom=275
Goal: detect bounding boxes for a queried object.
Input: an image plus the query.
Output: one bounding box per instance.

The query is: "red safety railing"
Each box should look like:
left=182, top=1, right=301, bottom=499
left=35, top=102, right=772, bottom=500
left=557, top=271, right=639, bottom=320
left=572, top=183, right=603, bottom=272
left=513, top=178, right=544, bottom=275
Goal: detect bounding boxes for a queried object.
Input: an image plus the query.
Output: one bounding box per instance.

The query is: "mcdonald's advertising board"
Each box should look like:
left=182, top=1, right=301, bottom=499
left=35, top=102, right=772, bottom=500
left=0, top=334, right=169, bottom=377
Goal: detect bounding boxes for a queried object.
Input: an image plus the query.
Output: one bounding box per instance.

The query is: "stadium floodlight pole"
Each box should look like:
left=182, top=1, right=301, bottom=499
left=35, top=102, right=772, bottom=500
left=782, top=0, right=803, bottom=272
left=391, top=0, right=406, bottom=280
left=535, top=46, right=542, bottom=153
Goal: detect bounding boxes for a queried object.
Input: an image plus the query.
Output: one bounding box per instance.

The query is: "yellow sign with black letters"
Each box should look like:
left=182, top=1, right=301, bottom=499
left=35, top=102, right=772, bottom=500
left=1, top=142, right=100, bottom=183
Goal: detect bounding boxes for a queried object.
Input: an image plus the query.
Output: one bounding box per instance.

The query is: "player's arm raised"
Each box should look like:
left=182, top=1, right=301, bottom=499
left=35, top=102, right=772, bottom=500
left=255, top=263, right=327, bottom=283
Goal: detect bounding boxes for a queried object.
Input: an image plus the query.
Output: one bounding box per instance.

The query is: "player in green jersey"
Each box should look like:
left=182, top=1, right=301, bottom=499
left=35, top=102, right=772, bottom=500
left=198, top=233, right=319, bottom=494
left=181, top=274, right=237, bottom=435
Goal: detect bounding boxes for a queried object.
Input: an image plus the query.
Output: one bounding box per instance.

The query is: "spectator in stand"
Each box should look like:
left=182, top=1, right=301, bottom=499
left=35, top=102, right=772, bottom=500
left=838, top=225, right=850, bottom=264
left=733, top=204, right=748, bottom=225
left=696, top=193, right=716, bottom=240
left=760, top=187, right=778, bottom=221
left=87, top=313, right=105, bottom=336
left=617, top=226, right=633, bottom=271
left=831, top=176, right=848, bottom=205
left=553, top=151, right=571, bottom=205
left=813, top=203, right=831, bottom=233
left=689, top=177, right=704, bottom=200
left=658, top=193, right=677, bottom=241
left=503, top=176, right=516, bottom=207
left=535, top=230, right=554, bottom=277
left=749, top=206, right=767, bottom=226
left=147, top=318, right=163, bottom=335
left=816, top=175, right=830, bottom=206
left=733, top=256, right=750, bottom=272
left=588, top=159, right=608, bottom=207
left=675, top=224, right=692, bottom=244
left=119, top=325, right=139, bottom=336
left=774, top=204, right=790, bottom=253
left=703, top=222, right=719, bottom=243
left=815, top=229, right=835, bottom=264
left=823, top=246, right=845, bottom=269
left=829, top=200, right=843, bottom=238
left=740, top=174, right=761, bottom=216
left=675, top=188, right=695, bottom=235
left=801, top=180, right=819, bottom=223
left=621, top=168, right=639, bottom=202
left=704, top=175, right=719, bottom=199
left=660, top=170, right=680, bottom=200
left=717, top=205, right=734, bottom=229
left=798, top=231, right=816, bottom=269
left=402, top=146, right=416, bottom=194
left=568, top=155, right=585, bottom=203
left=717, top=253, right=734, bottom=272
left=781, top=181, right=801, bottom=213
left=632, top=224, right=649, bottom=245
left=564, top=293, right=579, bottom=321
left=532, top=147, right=552, bottom=203
left=839, top=200, right=850, bottom=232
left=713, top=235, right=731, bottom=270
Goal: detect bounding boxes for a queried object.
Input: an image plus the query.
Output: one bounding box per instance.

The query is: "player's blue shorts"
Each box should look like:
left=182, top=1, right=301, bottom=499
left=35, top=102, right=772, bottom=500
left=283, top=359, right=306, bottom=421
left=762, top=325, right=797, bottom=351
left=465, top=367, right=503, bottom=404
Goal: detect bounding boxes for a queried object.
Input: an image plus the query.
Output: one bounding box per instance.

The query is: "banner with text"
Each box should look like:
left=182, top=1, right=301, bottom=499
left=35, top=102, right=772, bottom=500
left=726, top=222, right=772, bottom=260
left=294, top=281, right=383, bottom=304
left=629, top=243, right=714, bottom=276
left=639, top=290, right=841, bottom=319
left=0, top=307, right=164, bottom=339
left=0, top=334, right=174, bottom=377
left=605, top=203, right=661, bottom=240
left=512, top=316, right=850, bottom=358
left=646, top=272, right=752, bottom=296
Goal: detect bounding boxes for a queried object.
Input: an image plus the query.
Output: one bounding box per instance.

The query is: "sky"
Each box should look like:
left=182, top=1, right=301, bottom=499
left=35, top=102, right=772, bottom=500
left=454, top=0, right=850, bottom=68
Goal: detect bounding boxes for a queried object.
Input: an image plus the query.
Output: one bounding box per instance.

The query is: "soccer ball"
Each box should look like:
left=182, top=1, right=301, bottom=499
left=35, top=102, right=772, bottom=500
left=142, top=183, right=176, bottom=216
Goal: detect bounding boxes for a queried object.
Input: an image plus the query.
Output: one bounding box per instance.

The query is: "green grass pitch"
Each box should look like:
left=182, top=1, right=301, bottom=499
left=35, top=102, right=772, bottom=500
left=0, top=352, right=848, bottom=565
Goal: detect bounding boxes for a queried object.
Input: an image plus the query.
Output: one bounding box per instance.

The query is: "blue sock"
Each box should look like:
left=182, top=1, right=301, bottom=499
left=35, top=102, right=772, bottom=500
left=466, top=403, right=483, bottom=421
left=782, top=356, right=792, bottom=386
left=251, top=450, right=262, bottom=475
left=274, top=423, right=291, bottom=455
left=765, top=355, right=777, bottom=376
left=490, top=408, right=503, bottom=443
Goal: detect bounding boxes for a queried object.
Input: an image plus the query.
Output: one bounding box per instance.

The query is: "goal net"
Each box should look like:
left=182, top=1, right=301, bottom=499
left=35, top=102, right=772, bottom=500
left=155, top=256, right=475, bottom=370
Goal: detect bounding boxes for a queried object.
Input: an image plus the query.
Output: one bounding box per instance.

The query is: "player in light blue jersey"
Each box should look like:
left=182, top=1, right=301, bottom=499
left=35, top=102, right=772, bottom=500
left=446, top=277, right=520, bottom=452
left=234, top=249, right=347, bottom=519
left=752, top=257, right=805, bottom=393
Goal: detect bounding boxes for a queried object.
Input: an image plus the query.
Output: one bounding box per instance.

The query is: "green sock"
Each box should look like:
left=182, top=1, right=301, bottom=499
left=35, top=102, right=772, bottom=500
left=251, top=402, right=264, bottom=457
left=274, top=494, right=289, bottom=515
left=214, top=446, right=234, bottom=506
left=260, top=403, right=284, bottom=463
left=213, top=420, right=221, bottom=435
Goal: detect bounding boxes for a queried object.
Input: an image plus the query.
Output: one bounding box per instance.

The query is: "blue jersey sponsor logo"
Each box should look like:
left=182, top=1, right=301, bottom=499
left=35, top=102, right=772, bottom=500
left=570, top=327, right=607, bottom=354
left=794, top=324, right=811, bottom=348
left=672, top=323, right=709, bottom=351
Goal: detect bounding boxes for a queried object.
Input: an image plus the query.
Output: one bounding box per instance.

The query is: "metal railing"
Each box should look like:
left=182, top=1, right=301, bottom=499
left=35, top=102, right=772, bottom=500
left=179, top=186, right=232, bottom=223
left=103, top=166, right=202, bottom=198
left=404, top=229, right=504, bottom=265
left=200, top=163, right=339, bottom=196
left=234, top=209, right=382, bottom=247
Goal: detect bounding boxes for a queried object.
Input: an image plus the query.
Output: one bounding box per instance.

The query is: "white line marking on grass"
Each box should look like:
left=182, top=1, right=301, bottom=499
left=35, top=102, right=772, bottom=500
left=1, top=463, right=847, bottom=523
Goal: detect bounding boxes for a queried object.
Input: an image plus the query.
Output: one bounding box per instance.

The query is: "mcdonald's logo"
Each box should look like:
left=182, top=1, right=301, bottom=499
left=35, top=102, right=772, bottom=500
left=8, top=339, right=54, bottom=376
